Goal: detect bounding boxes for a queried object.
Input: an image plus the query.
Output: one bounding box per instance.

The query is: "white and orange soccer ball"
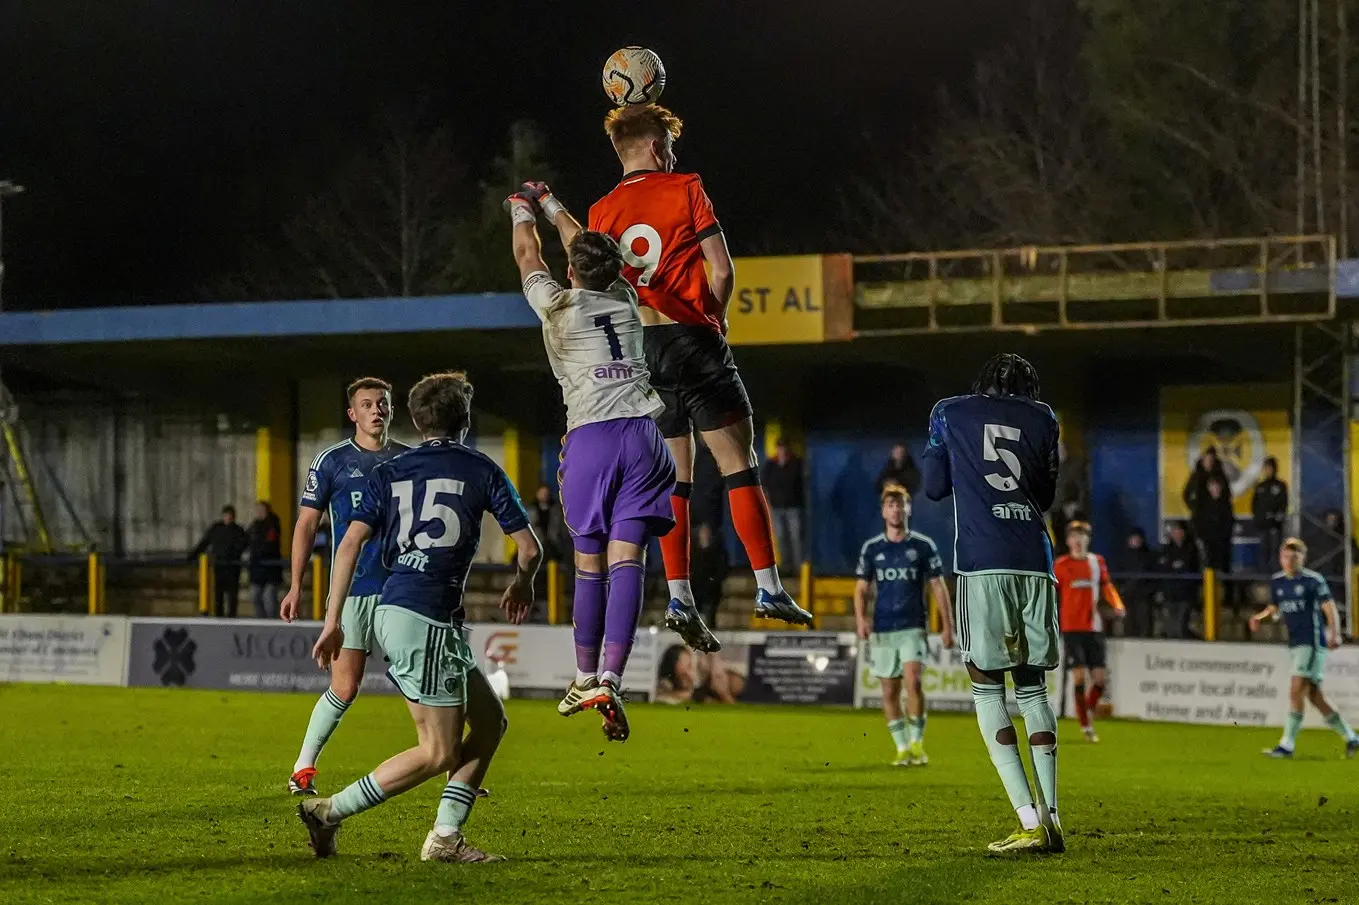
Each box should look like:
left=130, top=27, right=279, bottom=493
left=602, top=46, right=666, bottom=107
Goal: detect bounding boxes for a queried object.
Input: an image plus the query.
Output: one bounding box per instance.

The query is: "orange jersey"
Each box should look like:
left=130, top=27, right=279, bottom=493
left=588, top=170, right=724, bottom=332
left=1055, top=553, right=1124, bottom=633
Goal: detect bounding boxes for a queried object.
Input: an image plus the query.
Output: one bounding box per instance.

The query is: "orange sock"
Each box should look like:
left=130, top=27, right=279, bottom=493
left=1073, top=683, right=1090, bottom=728
left=659, top=482, right=691, bottom=581
left=725, top=470, right=777, bottom=571
left=1086, top=684, right=1105, bottom=715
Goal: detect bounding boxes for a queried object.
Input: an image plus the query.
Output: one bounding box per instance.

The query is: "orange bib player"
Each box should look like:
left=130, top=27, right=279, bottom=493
left=526, top=103, right=811, bottom=653
left=1054, top=521, right=1124, bottom=742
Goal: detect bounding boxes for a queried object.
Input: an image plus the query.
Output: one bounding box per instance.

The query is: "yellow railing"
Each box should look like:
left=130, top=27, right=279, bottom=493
left=1202, top=568, right=1219, bottom=642
left=311, top=554, right=324, bottom=621
left=547, top=561, right=562, bottom=625
left=86, top=553, right=102, bottom=615
left=196, top=554, right=211, bottom=616
left=854, top=234, right=1337, bottom=333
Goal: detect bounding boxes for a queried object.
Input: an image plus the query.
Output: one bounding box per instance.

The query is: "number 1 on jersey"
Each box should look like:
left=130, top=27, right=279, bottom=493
left=594, top=315, right=624, bottom=361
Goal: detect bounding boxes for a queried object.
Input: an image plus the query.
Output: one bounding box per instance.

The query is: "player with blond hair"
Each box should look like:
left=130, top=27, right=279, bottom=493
left=854, top=485, right=954, bottom=766
left=514, top=104, right=811, bottom=656
left=1251, top=537, right=1359, bottom=759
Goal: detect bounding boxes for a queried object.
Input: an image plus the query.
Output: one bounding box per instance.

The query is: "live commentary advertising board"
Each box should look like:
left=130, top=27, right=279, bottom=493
left=7, top=614, right=1359, bottom=730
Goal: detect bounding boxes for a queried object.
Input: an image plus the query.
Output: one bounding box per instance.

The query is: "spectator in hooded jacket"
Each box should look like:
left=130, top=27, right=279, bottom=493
left=1251, top=456, right=1288, bottom=573
left=247, top=501, right=284, bottom=619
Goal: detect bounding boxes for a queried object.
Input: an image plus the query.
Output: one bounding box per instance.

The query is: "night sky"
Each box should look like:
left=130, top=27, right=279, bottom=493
left=2, top=1, right=1017, bottom=308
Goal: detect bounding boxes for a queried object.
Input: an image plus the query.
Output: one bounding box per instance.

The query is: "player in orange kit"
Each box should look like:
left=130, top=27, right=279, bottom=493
left=516, top=104, right=812, bottom=654
left=1054, top=521, right=1124, bottom=742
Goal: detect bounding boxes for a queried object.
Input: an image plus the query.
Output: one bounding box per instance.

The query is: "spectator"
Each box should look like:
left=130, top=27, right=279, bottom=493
left=1050, top=440, right=1089, bottom=541
left=692, top=523, right=729, bottom=632
left=1182, top=446, right=1230, bottom=514
left=1157, top=520, right=1200, bottom=639
left=761, top=438, right=804, bottom=568
left=529, top=484, right=570, bottom=564
left=875, top=444, right=920, bottom=496
left=189, top=505, right=248, bottom=618
left=1114, top=528, right=1157, bottom=638
left=1192, top=476, right=1235, bottom=574
left=247, top=501, right=284, bottom=620
left=1251, top=456, right=1288, bottom=573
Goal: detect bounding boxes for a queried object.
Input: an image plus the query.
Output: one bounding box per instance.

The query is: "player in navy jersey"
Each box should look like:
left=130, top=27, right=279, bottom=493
left=854, top=486, right=954, bottom=766
left=1250, top=537, right=1359, bottom=758
left=922, top=353, right=1064, bottom=854
left=280, top=377, right=410, bottom=796
left=298, top=371, right=541, bottom=864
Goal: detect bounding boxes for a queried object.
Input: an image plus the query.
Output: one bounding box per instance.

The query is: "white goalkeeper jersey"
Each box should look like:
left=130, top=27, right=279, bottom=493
left=522, top=271, right=664, bottom=432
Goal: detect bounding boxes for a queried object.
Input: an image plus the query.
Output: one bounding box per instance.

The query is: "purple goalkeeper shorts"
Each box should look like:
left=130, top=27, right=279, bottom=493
left=559, top=417, right=677, bottom=542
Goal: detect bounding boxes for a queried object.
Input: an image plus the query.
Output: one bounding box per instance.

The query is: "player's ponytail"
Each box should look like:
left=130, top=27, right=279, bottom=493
left=972, top=353, right=1041, bottom=400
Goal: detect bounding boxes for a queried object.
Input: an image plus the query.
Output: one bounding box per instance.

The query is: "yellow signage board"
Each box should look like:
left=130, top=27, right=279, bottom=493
left=725, top=255, right=832, bottom=346
left=1159, top=384, right=1293, bottom=520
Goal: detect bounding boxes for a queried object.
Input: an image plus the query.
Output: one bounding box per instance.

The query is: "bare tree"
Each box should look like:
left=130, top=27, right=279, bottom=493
left=839, top=0, right=1115, bottom=251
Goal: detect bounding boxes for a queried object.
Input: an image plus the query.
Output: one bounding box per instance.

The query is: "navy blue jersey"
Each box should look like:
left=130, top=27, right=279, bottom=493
left=921, top=393, right=1059, bottom=577
left=351, top=439, right=531, bottom=623
left=855, top=531, right=944, bottom=632
left=1270, top=569, right=1333, bottom=648
left=301, top=438, right=411, bottom=596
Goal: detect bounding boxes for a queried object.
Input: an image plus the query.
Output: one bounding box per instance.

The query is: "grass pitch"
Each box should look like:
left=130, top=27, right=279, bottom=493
left=3, top=685, right=1356, bottom=905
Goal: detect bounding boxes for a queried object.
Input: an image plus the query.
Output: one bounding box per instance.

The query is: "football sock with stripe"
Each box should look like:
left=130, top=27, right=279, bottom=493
left=1280, top=710, right=1304, bottom=750
left=329, top=772, right=387, bottom=821
left=572, top=569, right=607, bottom=680
left=973, top=681, right=1038, bottom=829
left=724, top=470, right=782, bottom=594
left=434, top=781, right=479, bottom=837
left=1324, top=711, right=1357, bottom=742
left=1086, top=683, right=1106, bottom=715
left=602, top=558, right=646, bottom=680
left=887, top=718, right=909, bottom=750
left=908, top=715, right=927, bottom=745
left=1016, top=683, right=1059, bottom=819
left=294, top=687, right=351, bottom=773
left=660, top=482, right=693, bottom=604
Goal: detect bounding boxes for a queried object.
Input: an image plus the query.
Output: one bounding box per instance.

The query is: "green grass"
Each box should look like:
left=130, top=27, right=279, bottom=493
left=3, top=685, right=1357, bottom=905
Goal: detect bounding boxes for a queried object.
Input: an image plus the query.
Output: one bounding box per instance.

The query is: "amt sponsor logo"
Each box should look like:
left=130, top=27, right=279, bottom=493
left=593, top=364, right=634, bottom=380
left=990, top=502, right=1034, bottom=520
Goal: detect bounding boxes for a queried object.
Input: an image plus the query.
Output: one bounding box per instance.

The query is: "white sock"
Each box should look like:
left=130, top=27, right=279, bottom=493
left=576, top=670, right=596, bottom=686
left=600, top=670, right=622, bottom=688
left=433, top=824, right=459, bottom=838
left=668, top=579, right=695, bottom=606
left=754, top=567, right=783, bottom=595
left=1016, top=804, right=1040, bottom=830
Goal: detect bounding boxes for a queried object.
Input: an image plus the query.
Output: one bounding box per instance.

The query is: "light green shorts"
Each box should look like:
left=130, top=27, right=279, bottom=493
left=869, top=628, right=929, bottom=678
left=374, top=606, right=478, bottom=708
left=340, top=594, right=382, bottom=653
left=1290, top=645, right=1327, bottom=684
left=955, top=573, right=1060, bottom=672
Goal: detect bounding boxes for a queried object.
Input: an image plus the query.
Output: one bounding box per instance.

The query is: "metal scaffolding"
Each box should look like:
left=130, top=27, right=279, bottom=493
left=1292, top=321, right=1354, bottom=632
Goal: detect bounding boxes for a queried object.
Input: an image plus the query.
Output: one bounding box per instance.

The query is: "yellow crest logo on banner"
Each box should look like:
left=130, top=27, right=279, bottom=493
left=1159, top=384, right=1292, bottom=520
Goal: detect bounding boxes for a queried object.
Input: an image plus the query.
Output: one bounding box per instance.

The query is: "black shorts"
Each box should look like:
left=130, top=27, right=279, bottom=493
left=1063, top=632, right=1107, bottom=669
left=643, top=324, right=753, bottom=438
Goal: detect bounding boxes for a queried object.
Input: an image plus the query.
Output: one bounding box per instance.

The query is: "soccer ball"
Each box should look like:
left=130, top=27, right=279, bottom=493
left=602, top=46, right=666, bottom=106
